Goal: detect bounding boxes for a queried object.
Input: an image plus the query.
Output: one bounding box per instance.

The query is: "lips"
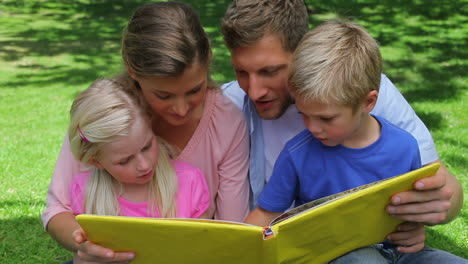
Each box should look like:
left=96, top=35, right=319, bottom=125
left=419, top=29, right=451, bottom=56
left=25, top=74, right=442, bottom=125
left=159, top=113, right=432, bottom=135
left=138, top=170, right=153, bottom=179
left=255, top=100, right=274, bottom=111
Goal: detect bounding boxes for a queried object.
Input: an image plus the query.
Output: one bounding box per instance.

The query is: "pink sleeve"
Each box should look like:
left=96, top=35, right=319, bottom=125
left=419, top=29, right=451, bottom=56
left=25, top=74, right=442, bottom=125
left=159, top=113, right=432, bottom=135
left=41, top=134, right=82, bottom=229
left=189, top=167, right=210, bottom=218
left=214, top=96, right=250, bottom=222
left=70, top=172, right=89, bottom=215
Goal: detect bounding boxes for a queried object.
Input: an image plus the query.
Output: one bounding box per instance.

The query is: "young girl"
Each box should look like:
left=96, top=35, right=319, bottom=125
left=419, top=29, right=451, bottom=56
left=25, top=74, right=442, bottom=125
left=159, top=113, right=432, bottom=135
left=68, top=78, right=209, bottom=221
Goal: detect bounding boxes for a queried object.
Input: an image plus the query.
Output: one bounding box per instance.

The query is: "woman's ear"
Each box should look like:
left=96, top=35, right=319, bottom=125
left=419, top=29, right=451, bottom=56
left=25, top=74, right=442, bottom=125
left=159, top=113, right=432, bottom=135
left=363, top=90, right=378, bottom=113
left=127, top=68, right=138, bottom=80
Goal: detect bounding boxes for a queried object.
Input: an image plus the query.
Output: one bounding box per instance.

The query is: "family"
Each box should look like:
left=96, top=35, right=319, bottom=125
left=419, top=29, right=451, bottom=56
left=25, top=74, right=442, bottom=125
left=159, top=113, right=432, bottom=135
left=42, top=1, right=465, bottom=263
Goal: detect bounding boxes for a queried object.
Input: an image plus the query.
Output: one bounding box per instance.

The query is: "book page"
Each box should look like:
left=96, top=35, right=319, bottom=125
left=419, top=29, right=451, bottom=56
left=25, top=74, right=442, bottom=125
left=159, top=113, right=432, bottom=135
left=269, top=177, right=390, bottom=226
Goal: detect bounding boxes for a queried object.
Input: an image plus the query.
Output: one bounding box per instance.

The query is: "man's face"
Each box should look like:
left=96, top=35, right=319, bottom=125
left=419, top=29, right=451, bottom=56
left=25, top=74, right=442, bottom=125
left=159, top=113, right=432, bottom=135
left=230, top=34, right=293, bottom=120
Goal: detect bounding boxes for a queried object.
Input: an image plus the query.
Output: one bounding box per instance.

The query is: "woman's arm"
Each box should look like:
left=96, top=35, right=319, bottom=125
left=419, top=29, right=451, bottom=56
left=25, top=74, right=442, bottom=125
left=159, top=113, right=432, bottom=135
left=214, top=102, right=251, bottom=222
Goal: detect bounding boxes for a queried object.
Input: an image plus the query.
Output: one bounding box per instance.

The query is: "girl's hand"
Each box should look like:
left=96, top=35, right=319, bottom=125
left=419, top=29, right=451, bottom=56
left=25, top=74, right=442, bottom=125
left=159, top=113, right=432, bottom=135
left=386, top=222, right=425, bottom=253
left=72, top=228, right=135, bottom=263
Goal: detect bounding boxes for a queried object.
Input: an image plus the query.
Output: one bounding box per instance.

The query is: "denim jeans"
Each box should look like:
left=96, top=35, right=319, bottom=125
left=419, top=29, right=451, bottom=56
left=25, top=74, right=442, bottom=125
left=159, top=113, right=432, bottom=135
left=330, top=244, right=468, bottom=264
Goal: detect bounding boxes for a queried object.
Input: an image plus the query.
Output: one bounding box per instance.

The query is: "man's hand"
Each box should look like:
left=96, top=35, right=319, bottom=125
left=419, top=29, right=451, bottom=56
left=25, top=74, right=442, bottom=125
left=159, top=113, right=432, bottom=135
left=386, top=162, right=463, bottom=225
left=387, top=222, right=425, bottom=253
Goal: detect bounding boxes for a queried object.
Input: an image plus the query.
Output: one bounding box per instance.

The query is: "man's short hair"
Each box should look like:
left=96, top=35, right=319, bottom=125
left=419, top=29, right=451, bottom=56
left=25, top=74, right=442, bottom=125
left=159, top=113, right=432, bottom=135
left=289, top=19, right=382, bottom=108
left=221, top=0, right=309, bottom=52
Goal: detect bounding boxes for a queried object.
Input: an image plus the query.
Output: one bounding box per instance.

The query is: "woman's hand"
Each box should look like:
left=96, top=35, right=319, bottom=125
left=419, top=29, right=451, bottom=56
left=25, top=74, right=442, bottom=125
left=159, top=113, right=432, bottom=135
left=72, top=228, right=135, bottom=263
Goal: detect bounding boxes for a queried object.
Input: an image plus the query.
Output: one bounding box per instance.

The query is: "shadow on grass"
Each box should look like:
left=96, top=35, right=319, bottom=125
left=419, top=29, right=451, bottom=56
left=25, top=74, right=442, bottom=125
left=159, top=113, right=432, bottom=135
left=307, top=0, right=466, bottom=103
left=427, top=210, right=468, bottom=259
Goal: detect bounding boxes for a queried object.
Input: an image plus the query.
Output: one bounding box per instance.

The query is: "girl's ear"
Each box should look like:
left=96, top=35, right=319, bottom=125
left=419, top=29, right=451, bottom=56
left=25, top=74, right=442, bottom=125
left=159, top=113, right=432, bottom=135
left=363, top=90, right=378, bottom=113
left=89, top=158, right=104, bottom=170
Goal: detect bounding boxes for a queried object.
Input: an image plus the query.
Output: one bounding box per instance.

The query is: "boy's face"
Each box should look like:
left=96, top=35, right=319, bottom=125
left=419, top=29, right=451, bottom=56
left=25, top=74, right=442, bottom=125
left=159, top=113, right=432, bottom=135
left=295, top=96, right=368, bottom=148
left=230, top=34, right=293, bottom=120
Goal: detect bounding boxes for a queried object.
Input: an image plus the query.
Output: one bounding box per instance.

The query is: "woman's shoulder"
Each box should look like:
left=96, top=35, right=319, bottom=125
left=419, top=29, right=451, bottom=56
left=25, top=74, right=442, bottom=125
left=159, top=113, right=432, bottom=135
left=206, top=89, right=245, bottom=123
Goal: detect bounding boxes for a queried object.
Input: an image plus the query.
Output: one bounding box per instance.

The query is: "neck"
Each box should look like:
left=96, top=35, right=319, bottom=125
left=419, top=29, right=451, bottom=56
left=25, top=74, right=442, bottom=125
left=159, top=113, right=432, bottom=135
left=342, top=114, right=381, bottom=148
left=118, top=182, right=150, bottom=203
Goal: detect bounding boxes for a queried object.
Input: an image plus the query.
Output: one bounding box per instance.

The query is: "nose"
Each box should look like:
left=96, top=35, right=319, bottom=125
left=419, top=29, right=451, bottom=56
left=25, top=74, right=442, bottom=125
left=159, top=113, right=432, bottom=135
left=136, top=154, right=152, bottom=172
left=306, top=120, right=322, bottom=135
left=247, top=75, right=268, bottom=101
left=172, top=98, right=189, bottom=117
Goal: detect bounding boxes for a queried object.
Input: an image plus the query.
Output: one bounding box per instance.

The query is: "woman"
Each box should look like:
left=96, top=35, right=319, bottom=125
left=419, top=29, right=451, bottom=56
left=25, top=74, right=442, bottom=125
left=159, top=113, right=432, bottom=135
left=42, top=2, right=250, bottom=263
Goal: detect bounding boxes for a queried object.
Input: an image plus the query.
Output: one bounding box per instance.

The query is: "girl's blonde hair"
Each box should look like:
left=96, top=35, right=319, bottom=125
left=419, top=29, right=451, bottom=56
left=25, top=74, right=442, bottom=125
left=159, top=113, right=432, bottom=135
left=68, top=79, right=177, bottom=218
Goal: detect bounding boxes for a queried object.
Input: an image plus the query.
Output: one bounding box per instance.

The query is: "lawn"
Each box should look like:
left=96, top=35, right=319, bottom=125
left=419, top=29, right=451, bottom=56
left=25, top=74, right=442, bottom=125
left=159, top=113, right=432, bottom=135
left=0, top=0, right=466, bottom=263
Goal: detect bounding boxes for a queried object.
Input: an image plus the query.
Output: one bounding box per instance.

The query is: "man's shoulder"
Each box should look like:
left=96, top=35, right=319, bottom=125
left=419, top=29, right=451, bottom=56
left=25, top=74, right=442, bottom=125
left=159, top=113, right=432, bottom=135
left=221, top=80, right=246, bottom=110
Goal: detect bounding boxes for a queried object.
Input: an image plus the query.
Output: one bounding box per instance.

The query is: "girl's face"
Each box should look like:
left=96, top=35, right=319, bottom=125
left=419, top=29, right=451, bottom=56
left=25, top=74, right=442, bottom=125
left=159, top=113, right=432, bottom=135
left=94, top=116, right=159, bottom=187
left=136, top=63, right=208, bottom=127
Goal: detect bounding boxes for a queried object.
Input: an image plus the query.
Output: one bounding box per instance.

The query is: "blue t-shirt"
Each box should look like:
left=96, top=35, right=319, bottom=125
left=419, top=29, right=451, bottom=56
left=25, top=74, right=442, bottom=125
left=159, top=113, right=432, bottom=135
left=258, top=115, right=421, bottom=212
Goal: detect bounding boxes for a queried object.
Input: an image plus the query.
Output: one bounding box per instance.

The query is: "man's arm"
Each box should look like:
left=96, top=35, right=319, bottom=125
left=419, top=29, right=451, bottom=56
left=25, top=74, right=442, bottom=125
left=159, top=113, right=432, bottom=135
left=387, top=162, right=463, bottom=225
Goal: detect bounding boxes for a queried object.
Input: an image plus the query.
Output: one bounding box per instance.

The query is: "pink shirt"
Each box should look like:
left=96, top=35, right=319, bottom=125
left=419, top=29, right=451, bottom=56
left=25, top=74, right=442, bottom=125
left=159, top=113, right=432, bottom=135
left=70, top=161, right=209, bottom=218
left=42, top=90, right=250, bottom=228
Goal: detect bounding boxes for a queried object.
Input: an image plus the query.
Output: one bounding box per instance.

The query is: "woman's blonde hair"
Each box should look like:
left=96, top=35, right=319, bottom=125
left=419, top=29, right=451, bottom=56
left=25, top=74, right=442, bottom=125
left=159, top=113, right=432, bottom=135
left=68, top=79, right=177, bottom=217
left=289, top=19, right=382, bottom=109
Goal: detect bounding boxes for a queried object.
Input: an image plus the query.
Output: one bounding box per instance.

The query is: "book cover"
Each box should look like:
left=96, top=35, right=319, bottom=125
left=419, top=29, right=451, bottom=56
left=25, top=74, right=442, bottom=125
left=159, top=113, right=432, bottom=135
left=76, top=163, right=440, bottom=264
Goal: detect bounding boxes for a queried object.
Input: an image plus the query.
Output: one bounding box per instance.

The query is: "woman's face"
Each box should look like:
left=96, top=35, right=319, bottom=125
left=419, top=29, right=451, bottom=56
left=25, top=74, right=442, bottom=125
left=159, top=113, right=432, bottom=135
left=136, top=63, right=208, bottom=127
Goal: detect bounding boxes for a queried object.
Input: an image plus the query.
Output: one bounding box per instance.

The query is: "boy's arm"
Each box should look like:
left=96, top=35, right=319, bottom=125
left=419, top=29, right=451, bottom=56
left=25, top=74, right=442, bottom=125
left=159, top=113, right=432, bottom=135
left=244, top=207, right=282, bottom=227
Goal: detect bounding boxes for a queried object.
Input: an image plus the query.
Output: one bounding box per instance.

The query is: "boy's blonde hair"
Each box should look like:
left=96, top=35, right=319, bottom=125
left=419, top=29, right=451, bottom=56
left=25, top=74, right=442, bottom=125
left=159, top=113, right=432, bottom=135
left=68, top=79, right=177, bottom=218
left=289, top=19, right=382, bottom=109
left=221, top=0, right=309, bottom=52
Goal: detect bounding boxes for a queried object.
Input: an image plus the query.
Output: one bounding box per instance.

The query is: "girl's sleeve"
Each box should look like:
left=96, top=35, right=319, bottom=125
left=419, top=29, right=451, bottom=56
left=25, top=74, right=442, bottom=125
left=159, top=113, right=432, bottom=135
left=41, top=134, right=82, bottom=229
left=371, top=74, right=438, bottom=165
left=190, top=168, right=210, bottom=218
left=215, top=109, right=250, bottom=222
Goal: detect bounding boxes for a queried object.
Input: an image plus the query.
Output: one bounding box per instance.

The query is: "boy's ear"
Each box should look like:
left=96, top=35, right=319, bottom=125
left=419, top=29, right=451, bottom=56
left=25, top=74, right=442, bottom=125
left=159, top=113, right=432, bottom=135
left=363, top=90, right=378, bottom=113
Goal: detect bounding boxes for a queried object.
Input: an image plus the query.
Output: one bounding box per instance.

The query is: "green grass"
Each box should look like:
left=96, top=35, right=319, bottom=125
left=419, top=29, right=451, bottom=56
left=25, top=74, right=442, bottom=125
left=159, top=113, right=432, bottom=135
left=0, top=0, right=466, bottom=263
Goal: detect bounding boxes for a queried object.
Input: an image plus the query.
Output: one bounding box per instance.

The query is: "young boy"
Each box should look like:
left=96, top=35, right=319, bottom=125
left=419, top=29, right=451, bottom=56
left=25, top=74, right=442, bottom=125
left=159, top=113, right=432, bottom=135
left=244, top=19, right=422, bottom=262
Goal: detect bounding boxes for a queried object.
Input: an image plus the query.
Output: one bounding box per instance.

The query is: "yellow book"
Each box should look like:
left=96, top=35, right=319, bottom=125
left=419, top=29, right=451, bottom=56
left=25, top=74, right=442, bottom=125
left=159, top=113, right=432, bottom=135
left=76, top=163, right=440, bottom=264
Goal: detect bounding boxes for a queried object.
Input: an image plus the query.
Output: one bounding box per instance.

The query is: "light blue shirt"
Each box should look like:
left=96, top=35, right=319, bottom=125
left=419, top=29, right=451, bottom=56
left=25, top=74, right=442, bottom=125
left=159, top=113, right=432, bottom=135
left=222, top=74, right=438, bottom=209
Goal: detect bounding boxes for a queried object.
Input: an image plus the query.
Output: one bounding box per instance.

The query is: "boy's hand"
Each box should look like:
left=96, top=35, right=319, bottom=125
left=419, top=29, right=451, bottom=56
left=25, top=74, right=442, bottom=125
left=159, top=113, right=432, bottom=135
left=386, top=163, right=462, bottom=225
left=72, top=228, right=135, bottom=263
left=387, top=222, right=425, bottom=253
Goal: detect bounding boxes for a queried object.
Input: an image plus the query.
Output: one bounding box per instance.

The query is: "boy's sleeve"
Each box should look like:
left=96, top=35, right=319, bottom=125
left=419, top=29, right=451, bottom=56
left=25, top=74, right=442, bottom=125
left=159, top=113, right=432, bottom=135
left=257, top=149, right=298, bottom=212
left=372, top=74, right=439, bottom=165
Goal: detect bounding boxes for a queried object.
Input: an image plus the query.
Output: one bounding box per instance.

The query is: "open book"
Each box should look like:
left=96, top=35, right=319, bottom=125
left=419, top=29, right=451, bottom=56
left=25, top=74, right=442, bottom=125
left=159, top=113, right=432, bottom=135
left=76, top=163, right=440, bottom=264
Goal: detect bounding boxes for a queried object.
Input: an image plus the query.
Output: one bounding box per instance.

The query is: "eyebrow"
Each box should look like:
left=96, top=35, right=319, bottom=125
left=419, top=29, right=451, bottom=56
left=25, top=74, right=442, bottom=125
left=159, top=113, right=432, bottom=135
left=153, top=80, right=205, bottom=95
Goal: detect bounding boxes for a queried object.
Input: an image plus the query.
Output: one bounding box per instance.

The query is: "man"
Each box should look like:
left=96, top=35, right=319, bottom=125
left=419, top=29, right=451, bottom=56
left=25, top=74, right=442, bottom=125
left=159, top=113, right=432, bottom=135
left=221, top=0, right=464, bottom=262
